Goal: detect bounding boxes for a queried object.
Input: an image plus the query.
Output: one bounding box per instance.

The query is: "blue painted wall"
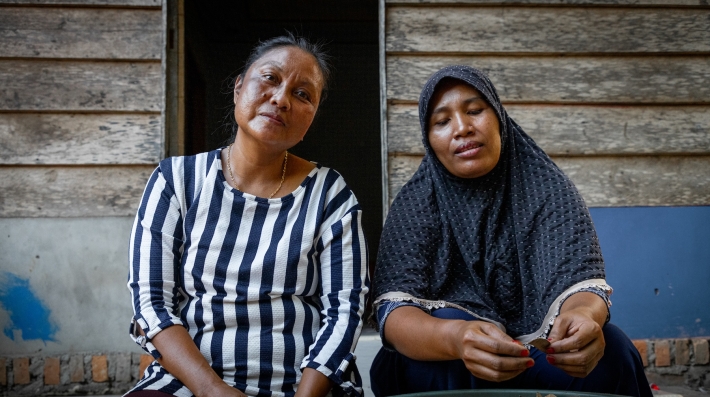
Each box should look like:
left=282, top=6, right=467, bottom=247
left=589, top=206, right=710, bottom=339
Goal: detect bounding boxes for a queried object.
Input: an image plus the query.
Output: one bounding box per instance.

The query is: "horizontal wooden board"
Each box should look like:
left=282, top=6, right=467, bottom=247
left=388, top=154, right=710, bottom=206
left=385, top=1, right=708, bottom=6
left=0, top=165, right=155, bottom=217
left=0, top=0, right=160, bottom=6
left=0, top=113, right=162, bottom=164
left=387, top=7, right=710, bottom=54
left=386, top=56, right=710, bottom=103
left=0, top=7, right=162, bottom=59
left=0, top=60, right=162, bottom=111
left=387, top=104, right=710, bottom=155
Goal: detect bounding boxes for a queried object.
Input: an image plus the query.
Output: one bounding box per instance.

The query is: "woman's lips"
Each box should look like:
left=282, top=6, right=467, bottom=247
left=261, top=112, right=285, bottom=125
left=455, top=141, right=483, bottom=158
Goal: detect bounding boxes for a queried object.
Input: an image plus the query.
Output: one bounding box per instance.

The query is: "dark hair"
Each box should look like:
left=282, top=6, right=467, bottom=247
left=224, top=33, right=332, bottom=141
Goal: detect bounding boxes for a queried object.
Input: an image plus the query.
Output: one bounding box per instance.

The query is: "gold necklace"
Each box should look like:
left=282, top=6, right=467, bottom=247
left=227, top=144, right=288, bottom=199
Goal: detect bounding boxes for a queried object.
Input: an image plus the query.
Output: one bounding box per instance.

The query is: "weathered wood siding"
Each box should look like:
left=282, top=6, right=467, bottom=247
left=383, top=1, right=710, bottom=207
left=0, top=1, right=164, bottom=217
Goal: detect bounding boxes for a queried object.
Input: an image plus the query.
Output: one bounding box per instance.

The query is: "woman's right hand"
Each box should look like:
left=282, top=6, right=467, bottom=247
left=452, top=320, right=534, bottom=382
left=385, top=306, right=533, bottom=383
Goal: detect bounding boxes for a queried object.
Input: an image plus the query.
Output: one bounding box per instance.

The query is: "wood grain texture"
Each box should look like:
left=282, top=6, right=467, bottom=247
left=0, top=0, right=161, bottom=6
left=0, top=7, right=162, bottom=59
left=385, top=1, right=708, bottom=7
left=386, top=56, right=710, bottom=103
left=0, top=165, right=155, bottom=217
left=0, top=113, right=162, bottom=164
left=387, top=7, right=710, bottom=53
left=387, top=104, right=710, bottom=155
left=0, top=60, right=162, bottom=111
left=387, top=154, right=710, bottom=206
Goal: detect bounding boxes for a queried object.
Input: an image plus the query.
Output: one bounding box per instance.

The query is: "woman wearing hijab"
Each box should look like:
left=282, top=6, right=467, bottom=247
left=126, top=34, right=368, bottom=397
left=370, top=66, right=651, bottom=397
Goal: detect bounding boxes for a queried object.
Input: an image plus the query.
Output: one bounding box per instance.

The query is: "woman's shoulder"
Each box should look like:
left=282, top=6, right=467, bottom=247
left=152, top=149, right=222, bottom=195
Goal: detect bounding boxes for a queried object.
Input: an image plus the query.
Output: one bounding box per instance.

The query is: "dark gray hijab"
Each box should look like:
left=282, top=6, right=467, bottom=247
left=374, top=66, right=606, bottom=338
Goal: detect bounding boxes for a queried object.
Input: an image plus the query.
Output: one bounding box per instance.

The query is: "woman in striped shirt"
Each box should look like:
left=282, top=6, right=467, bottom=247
left=126, top=34, right=369, bottom=397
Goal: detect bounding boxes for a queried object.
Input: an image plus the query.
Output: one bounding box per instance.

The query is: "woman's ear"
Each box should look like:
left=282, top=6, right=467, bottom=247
left=233, top=75, right=244, bottom=105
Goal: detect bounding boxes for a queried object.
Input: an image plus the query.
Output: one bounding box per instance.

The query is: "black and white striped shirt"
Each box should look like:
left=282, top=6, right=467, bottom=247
left=127, top=149, right=369, bottom=397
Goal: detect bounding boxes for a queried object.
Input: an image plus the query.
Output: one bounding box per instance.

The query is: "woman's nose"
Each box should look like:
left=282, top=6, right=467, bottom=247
left=453, top=113, right=473, bottom=137
left=270, top=86, right=290, bottom=110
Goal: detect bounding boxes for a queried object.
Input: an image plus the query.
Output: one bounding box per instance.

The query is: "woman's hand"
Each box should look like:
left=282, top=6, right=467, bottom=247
left=546, top=292, right=608, bottom=378
left=385, top=306, right=533, bottom=383
left=453, top=320, right=534, bottom=382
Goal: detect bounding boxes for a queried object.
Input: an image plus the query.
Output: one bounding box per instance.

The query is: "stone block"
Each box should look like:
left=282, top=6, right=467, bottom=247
left=0, top=358, right=6, bottom=386
left=69, top=355, right=84, bottom=383
left=655, top=340, right=671, bottom=367
left=693, top=338, right=709, bottom=365
left=138, top=355, right=153, bottom=380
left=92, top=355, right=108, bottom=383
left=675, top=339, right=690, bottom=366
left=13, top=357, right=30, bottom=385
left=632, top=340, right=648, bottom=367
left=44, top=357, right=60, bottom=385
left=112, top=353, right=132, bottom=383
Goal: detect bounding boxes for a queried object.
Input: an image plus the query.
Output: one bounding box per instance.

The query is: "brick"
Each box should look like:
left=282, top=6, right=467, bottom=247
left=0, top=358, right=6, bottom=386
left=44, top=357, right=60, bottom=385
left=92, top=355, right=108, bottom=383
left=69, top=355, right=84, bottom=383
left=112, top=353, right=132, bottom=383
left=675, top=339, right=690, bottom=366
left=632, top=340, right=648, bottom=367
left=693, top=338, right=709, bottom=365
left=138, top=355, right=153, bottom=380
left=655, top=340, right=671, bottom=367
left=13, top=357, right=30, bottom=384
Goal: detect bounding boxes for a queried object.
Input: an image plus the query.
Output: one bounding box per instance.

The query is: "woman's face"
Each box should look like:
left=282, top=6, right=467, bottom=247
left=233, top=46, right=324, bottom=150
left=427, top=79, right=501, bottom=179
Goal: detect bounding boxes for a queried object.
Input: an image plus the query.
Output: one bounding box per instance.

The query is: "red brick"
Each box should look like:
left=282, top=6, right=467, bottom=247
left=655, top=340, right=671, bottom=367
left=0, top=358, right=6, bottom=386
left=632, top=340, right=648, bottom=367
left=44, top=357, right=60, bottom=385
left=91, top=355, right=108, bottom=383
left=138, top=355, right=153, bottom=380
left=675, top=339, right=690, bottom=366
left=693, top=338, right=709, bottom=365
left=69, top=355, right=84, bottom=383
left=13, top=357, right=30, bottom=385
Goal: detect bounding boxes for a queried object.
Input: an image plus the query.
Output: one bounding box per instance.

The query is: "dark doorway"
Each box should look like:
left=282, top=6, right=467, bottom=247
left=184, top=1, right=382, bottom=277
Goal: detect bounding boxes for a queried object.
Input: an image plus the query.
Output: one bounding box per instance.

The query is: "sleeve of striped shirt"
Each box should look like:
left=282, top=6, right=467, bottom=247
left=127, top=163, right=185, bottom=358
left=301, top=200, right=370, bottom=396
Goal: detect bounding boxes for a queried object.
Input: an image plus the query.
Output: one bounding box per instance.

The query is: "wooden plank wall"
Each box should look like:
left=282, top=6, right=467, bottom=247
left=383, top=0, right=710, bottom=208
left=0, top=0, right=164, bottom=217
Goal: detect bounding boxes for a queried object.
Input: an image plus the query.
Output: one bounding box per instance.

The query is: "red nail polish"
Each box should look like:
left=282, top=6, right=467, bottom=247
left=546, top=356, right=555, bottom=365
left=546, top=348, right=555, bottom=354
left=521, top=349, right=529, bottom=357
left=547, top=338, right=552, bottom=341
left=526, top=360, right=534, bottom=368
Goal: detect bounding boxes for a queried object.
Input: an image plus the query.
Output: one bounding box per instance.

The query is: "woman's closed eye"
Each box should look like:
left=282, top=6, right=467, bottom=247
left=433, top=118, right=450, bottom=126
left=467, top=109, right=484, bottom=116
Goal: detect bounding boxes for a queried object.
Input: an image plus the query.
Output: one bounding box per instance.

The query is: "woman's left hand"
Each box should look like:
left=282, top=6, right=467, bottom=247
left=546, top=292, right=608, bottom=378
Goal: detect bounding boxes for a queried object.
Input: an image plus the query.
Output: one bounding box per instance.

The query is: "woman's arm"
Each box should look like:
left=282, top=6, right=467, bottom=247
left=149, top=326, right=245, bottom=397
left=129, top=165, right=242, bottom=396
left=385, top=306, right=533, bottom=382
left=301, top=207, right=369, bottom=396
left=546, top=291, right=608, bottom=377
left=295, top=368, right=333, bottom=397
